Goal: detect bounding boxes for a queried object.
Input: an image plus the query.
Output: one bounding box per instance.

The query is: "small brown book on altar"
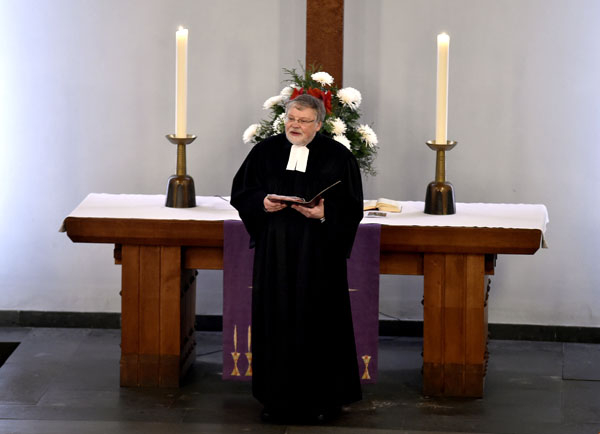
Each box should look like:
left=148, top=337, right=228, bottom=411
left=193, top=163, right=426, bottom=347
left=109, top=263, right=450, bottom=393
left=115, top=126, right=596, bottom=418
left=363, top=198, right=402, bottom=213
left=266, top=180, right=341, bottom=208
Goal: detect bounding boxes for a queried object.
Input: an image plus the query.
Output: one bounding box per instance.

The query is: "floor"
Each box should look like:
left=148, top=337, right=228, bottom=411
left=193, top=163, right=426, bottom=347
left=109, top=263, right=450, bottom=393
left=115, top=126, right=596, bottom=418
left=0, top=327, right=598, bottom=434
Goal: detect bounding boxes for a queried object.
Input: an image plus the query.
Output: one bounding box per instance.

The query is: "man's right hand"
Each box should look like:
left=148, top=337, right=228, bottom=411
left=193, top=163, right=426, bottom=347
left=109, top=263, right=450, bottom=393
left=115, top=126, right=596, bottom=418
left=263, top=196, right=288, bottom=213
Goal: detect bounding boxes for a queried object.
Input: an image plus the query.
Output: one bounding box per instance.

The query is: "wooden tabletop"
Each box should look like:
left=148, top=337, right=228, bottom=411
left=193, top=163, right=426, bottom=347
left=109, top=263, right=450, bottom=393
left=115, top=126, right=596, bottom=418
left=63, top=216, right=543, bottom=256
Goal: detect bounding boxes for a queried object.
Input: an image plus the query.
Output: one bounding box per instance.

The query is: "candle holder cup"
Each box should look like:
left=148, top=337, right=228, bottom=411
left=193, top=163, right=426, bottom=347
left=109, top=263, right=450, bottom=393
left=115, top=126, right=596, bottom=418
left=424, top=140, right=457, bottom=215
left=165, top=134, right=197, bottom=208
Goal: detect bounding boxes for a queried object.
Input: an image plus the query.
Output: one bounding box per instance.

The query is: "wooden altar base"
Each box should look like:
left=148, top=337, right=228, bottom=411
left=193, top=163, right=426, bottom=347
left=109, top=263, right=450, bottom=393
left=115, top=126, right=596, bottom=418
left=118, top=245, right=196, bottom=387
left=422, top=253, right=490, bottom=397
left=65, top=214, right=543, bottom=396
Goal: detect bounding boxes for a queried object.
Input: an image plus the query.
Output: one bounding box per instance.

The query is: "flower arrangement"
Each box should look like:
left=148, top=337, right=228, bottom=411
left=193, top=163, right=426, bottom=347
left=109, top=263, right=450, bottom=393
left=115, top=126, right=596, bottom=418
left=242, top=66, right=378, bottom=175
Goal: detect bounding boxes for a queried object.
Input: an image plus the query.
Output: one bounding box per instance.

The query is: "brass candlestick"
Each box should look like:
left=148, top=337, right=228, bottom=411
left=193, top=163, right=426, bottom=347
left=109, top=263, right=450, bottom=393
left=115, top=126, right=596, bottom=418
left=165, top=134, right=196, bottom=208
left=424, top=140, right=457, bottom=215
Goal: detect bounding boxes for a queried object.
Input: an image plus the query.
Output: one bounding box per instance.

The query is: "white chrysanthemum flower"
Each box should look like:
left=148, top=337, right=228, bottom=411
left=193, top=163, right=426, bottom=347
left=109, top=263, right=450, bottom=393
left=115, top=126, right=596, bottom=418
left=334, top=134, right=352, bottom=150
left=242, top=123, right=260, bottom=144
left=263, top=95, right=285, bottom=110
left=337, top=87, right=362, bottom=110
left=280, top=86, right=294, bottom=98
left=272, top=113, right=286, bottom=133
left=329, top=117, right=347, bottom=136
left=358, top=124, right=378, bottom=148
left=311, top=71, right=334, bottom=86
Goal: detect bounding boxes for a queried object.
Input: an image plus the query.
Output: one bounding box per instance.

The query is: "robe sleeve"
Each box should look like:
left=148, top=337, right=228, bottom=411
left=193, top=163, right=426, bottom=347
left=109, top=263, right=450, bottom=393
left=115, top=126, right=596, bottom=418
left=321, top=152, right=364, bottom=258
left=230, top=146, right=268, bottom=248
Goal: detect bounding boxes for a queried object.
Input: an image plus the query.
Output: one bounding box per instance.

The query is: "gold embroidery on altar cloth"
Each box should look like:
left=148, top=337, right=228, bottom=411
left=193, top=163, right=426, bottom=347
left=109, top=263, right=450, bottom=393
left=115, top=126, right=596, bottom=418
left=245, top=325, right=252, bottom=376
left=361, top=355, right=372, bottom=380
left=231, top=325, right=241, bottom=376
left=230, top=324, right=252, bottom=377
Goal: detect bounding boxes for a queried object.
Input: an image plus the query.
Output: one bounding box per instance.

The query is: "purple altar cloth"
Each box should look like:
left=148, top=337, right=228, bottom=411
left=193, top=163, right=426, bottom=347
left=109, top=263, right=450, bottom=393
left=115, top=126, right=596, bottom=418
left=223, top=220, right=381, bottom=383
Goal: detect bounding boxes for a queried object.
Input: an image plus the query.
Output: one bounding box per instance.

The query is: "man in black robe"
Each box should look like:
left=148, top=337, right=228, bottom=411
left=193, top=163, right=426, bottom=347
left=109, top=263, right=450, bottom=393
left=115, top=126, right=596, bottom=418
left=231, top=94, right=363, bottom=423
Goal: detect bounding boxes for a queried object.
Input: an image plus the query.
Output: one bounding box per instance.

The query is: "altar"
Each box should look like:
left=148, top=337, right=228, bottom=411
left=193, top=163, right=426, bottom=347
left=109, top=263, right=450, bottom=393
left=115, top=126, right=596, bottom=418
left=62, top=193, right=548, bottom=397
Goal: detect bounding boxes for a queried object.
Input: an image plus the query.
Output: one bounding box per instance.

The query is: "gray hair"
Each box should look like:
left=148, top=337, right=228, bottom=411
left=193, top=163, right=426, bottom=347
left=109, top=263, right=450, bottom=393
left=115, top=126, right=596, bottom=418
left=285, top=94, right=326, bottom=123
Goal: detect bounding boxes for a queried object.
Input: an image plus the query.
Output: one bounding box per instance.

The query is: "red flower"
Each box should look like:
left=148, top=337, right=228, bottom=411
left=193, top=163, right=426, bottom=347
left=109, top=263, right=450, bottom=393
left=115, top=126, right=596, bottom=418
left=290, top=87, right=332, bottom=114
left=290, top=87, right=304, bottom=100
left=321, top=91, right=332, bottom=114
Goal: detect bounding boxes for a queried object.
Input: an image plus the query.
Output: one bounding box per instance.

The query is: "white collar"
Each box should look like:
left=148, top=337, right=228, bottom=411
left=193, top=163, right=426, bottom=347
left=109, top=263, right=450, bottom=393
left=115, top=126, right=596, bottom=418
left=286, top=144, right=309, bottom=172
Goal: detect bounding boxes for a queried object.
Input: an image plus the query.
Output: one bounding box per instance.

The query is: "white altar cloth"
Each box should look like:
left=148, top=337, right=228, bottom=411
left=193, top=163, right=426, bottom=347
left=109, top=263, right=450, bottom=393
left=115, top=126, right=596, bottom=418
left=63, top=193, right=239, bottom=223
left=62, top=194, right=549, bottom=245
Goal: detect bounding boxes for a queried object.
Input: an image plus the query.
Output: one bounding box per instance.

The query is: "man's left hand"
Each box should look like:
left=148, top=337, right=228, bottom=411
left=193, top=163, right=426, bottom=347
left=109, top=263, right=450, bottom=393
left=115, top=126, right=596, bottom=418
left=291, top=198, right=325, bottom=219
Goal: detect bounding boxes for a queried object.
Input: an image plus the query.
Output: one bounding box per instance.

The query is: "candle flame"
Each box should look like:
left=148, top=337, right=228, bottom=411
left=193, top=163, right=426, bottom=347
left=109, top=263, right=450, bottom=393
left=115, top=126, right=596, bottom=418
left=437, top=33, right=450, bottom=43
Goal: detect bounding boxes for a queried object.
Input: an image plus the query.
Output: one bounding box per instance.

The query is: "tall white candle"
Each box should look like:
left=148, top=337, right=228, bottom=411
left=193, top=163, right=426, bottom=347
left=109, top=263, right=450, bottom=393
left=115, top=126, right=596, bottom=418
left=435, top=33, right=449, bottom=144
left=176, top=27, right=188, bottom=138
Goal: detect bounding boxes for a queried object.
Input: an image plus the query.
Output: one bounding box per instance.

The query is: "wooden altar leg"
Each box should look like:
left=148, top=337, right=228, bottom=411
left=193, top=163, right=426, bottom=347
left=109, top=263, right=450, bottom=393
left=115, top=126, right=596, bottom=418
left=120, top=245, right=196, bottom=387
left=423, top=253, right=487, bottom=397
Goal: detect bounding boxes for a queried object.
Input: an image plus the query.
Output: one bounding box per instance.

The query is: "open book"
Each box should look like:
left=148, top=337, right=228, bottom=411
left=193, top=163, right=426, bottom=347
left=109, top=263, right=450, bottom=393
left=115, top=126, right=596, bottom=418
left=266, top=180, right=341, bottom=208
left=363, top=198, right=402, bottom=213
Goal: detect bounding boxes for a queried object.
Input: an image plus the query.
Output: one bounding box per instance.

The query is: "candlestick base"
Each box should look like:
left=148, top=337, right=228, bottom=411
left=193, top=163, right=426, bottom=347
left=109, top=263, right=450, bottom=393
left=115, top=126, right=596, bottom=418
left=424, top=181, right=455, bottom=215
left=165, top=134, right=197, bottom=208
left=424, top=140, right=457, bottom=215
left=166, top=174, right=196, bottom=208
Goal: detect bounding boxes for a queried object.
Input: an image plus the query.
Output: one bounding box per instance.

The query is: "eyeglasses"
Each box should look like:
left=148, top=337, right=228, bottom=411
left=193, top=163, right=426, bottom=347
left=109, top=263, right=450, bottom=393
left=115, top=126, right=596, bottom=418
left=284, top=116, right=317, bottom=125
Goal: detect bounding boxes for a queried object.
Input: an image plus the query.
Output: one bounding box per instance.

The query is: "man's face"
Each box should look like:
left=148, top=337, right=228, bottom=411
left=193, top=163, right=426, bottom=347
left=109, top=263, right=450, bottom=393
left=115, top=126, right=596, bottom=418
left=284, top=105, right=322, bottom=147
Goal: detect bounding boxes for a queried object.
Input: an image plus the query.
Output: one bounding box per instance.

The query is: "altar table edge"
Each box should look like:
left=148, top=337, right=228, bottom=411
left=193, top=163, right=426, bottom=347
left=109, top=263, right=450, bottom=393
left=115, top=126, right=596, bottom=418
left=63, top=217, right=543, bottom=263
left=62, top=194, right=547, bottom=256
left=61, top=193, right=548, bottom=232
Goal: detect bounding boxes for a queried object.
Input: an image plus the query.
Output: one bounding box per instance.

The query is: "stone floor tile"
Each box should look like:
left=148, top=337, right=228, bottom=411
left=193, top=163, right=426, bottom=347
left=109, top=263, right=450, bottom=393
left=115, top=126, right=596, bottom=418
left=562, top=379, right=600, bottom=423
left=0, top=420, right=287, bottom=434
left=0, top=327, right=32, bottom=342
left=487, top=340, right=563, bottom=376
left=0, top=328, right=597, bottom=434
left=563, top=342, right=600, bottom=380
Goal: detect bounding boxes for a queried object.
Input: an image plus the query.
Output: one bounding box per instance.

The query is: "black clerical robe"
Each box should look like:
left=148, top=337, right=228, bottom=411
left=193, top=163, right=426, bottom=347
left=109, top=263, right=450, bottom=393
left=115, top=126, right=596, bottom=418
left=231, top=133, right=363, bottom=413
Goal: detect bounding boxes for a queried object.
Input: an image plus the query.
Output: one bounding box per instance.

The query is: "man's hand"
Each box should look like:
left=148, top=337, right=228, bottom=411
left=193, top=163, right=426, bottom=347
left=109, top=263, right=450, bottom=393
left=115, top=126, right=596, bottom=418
left=263, top=196, right=287, bottom=212
left=292, top=198, right=325, bottom=220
